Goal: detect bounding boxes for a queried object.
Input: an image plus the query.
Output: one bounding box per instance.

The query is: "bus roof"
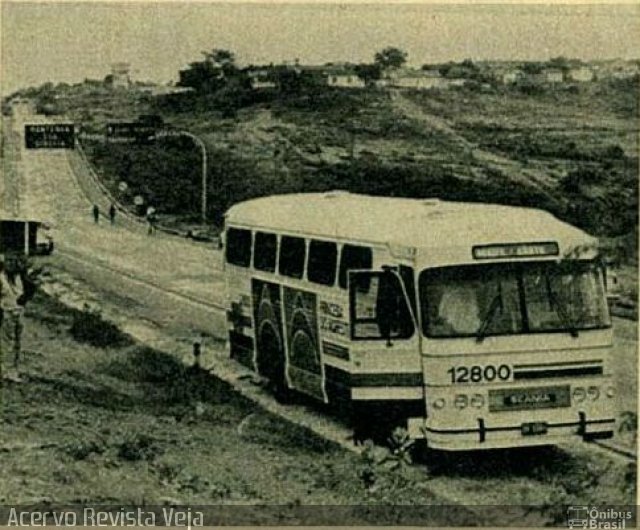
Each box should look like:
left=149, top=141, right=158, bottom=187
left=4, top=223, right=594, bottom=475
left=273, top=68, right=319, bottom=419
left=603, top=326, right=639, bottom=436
left=225, top=191, right=595, bottom=252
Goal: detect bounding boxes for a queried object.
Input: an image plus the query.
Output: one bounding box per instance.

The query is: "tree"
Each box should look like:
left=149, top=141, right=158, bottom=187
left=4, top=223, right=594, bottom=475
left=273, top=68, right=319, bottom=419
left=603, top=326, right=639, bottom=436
left=354, top=63, right=382, bottom=85
left=203, top=48, right=237, bottom=77
left=273, top=66, right=303, bottom=94
left=374, top=47, right=407, bottom=70
left=521, top=62, right=544, bottom=75
left=178, top=60, right=224, bottom=92
left=204, top=48, right=235, bottom=65
left=177, top=48, right=240, bottom=93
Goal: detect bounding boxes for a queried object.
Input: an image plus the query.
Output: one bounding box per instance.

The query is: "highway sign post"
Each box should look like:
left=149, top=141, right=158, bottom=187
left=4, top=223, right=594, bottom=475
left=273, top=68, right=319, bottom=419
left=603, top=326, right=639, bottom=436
left=86, top=123, right=209, bottom=225
left=105, top=122, right=157, bottom=144
left=24, top=124, right=75, bottom=149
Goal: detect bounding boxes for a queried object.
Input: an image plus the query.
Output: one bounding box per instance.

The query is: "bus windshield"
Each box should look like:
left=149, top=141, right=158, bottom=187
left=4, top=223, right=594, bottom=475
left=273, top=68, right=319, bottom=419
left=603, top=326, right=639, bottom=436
left=420, top=261, right=610, bottom=339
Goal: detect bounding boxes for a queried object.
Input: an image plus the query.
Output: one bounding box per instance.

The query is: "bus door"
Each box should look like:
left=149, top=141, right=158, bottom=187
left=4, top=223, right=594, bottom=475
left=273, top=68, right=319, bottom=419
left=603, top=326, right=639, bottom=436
left=348, top=269, right=421, bottom=384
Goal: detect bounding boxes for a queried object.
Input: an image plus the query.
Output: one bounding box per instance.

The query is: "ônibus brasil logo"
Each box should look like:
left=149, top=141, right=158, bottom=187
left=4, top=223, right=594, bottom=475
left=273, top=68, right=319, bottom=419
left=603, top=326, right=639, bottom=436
left=567, top=506, right=634, bottom=529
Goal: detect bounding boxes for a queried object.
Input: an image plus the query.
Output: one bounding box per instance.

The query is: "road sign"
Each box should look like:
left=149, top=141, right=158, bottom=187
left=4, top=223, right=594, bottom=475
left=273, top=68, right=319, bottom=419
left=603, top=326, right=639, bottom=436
left=105, top=122, right=156, bottom=144
left=24, top=123, right=75, bottom=149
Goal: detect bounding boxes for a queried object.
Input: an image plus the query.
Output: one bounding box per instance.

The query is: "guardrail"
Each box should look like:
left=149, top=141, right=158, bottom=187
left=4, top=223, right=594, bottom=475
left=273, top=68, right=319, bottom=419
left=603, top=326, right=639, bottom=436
left=70, top=141, right=199, bottom=239
left=68, top=142, right=147, bottom=233
left=69, top=140, right=221, bottom=246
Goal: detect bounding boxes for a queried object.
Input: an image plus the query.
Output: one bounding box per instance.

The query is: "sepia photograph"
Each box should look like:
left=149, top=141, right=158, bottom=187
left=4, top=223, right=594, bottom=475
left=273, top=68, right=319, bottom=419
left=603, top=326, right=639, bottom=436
left=0, top=1, right=638, bottom=527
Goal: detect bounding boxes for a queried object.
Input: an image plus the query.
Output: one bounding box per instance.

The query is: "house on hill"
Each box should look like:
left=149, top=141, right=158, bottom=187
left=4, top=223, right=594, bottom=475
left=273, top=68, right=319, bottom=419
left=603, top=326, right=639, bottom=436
left=592, top=60, right=639, bottom=80
left=567, top=66, right=594, bottom=82
left=493, top=67, right=524, bottom=85
left=388, top=69, right=445, bottom=89
left=246, top=68, right=276, bottom=89
left=110, top=63, right=132, bottom=89
left=139, top=85, right=195, bottom=96
left=325, top=67, right=366, bottom=89
left=381, top=68, right=464, bottom=90
left=536, top=68, right=564, bottom=84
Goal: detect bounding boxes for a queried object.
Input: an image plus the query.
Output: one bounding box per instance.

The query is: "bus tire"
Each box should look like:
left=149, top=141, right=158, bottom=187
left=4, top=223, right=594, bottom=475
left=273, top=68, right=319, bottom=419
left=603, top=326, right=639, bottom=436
left=257, top=323, right=294, bottom=404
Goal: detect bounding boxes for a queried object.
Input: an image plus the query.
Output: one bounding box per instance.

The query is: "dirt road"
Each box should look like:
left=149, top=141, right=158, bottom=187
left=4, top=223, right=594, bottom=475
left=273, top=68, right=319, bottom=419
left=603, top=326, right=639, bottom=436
left=388, top=90, right=558, bottom=190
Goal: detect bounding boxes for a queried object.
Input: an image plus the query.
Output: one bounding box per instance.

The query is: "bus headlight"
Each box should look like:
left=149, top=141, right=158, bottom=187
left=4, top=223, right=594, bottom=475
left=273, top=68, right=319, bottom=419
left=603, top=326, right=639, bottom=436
left=572, top=387, right=586, bottom=403
left=454, top=394, right=468, bottom=409
left=605, top=386, right=615, bottom=398
left=433, top=398, right=446, bottom=409
left=470, top=394, right=485, bottom=408
left=587, top=386, right=600, bottom=401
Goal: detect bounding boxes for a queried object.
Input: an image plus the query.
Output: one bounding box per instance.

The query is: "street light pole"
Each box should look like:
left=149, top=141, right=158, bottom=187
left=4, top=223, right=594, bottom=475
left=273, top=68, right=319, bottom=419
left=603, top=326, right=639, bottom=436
left=179, top=131, right=208, bottom=225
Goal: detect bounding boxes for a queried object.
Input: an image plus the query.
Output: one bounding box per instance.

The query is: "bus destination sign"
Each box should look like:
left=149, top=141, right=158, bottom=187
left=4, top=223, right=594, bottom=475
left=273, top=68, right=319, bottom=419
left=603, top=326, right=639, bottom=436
left=25, top=124, right=76, bottom=149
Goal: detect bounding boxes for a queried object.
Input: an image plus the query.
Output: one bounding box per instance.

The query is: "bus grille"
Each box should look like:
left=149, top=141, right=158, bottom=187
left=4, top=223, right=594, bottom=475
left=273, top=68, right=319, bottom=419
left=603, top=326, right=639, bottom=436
left=512, top=360, right=603, bottom=380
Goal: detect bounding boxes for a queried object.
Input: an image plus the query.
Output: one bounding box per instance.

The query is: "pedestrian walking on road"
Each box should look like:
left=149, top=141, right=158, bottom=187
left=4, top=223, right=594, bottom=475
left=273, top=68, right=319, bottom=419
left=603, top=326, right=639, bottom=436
left=109, top=204, right=116, bottom=225
left=93, top=204, right=100, bottom=224
left=0, top=254, right=25, bottom=383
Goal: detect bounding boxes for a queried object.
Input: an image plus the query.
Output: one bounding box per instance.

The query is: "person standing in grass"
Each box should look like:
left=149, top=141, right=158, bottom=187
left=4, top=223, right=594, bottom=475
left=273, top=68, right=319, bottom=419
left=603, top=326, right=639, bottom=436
left=93, top=204, right=100, bottom=224
left=0, top=254, right=25, bottom=383
left=0, top=254, right=40, bottom=383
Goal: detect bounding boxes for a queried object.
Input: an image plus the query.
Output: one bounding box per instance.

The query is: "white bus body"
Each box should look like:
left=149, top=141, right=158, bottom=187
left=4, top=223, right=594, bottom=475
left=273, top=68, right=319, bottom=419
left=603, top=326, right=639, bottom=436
left=223, top=192, right=615, bottom=450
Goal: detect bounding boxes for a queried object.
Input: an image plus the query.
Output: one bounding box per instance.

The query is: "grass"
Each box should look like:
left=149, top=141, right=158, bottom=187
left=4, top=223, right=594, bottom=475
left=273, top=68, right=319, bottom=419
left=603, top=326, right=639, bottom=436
left=0, top=289, right=634, bottom=521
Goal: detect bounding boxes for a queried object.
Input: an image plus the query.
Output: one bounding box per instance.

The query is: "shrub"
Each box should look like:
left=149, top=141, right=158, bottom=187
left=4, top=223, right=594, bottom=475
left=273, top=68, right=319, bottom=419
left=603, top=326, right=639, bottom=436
left=117, top=433, right=160, bottom=461
left=618, top=411, right=637, bottom=434
left=64, top=439, right=105, bottom=460
left=69, top=305, right=132, bottom=348
left=603, top=144, right=625, bottom=160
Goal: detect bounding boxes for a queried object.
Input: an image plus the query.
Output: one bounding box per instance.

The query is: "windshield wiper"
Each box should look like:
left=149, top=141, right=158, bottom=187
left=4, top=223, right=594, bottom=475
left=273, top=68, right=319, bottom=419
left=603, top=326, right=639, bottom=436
left=476, top=290, right=503, bottom=343
left=547, top=284, right=579, bottom=338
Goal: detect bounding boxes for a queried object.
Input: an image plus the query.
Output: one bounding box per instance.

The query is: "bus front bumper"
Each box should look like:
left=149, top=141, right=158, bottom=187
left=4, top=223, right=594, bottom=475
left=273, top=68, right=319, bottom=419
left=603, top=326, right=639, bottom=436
left=407, top=413, right=615, bottom=451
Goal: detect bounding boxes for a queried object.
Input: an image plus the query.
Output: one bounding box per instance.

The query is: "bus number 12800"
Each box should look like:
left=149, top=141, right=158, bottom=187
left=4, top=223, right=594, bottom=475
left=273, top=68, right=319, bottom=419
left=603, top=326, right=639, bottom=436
left=447, top=364, right=511, bottom=384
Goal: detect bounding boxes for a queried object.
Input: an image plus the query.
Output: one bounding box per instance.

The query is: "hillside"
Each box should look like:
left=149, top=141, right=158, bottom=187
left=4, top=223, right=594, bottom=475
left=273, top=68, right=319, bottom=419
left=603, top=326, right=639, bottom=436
left=17, top=78, right=638, bottom=261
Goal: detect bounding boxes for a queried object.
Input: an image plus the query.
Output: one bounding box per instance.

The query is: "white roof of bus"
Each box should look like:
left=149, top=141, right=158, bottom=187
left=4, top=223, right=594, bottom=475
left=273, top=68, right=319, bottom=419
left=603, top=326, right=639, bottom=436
left=225, top=191, right=595, bottom=250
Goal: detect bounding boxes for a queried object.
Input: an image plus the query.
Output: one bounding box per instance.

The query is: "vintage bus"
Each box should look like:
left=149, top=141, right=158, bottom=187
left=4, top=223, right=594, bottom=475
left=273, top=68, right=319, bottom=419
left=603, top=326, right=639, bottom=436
left=223, top=192, right=615, bottom=450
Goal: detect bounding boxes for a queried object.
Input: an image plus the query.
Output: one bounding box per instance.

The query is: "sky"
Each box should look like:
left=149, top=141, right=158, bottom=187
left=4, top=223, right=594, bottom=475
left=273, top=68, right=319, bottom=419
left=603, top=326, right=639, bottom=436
left=2, top=2, right=639, bottom=95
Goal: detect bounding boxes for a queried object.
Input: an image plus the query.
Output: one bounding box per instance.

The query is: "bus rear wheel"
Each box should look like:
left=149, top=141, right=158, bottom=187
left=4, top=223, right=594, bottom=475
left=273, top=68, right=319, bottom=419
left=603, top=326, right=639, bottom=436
left=257, top=325, right=294, bottom=404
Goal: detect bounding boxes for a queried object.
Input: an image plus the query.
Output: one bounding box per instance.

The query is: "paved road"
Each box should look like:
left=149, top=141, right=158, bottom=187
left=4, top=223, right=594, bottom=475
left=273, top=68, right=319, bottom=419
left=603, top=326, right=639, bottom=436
left=1, top=116, right=24, bottom=217
left=9, top=110, right=224, bottom=306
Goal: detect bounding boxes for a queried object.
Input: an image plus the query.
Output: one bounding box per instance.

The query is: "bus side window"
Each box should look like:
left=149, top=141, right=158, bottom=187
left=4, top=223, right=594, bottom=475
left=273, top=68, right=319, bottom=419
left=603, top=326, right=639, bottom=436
left=254, top=231, right=277, bottom=272
left=308, top=240, right=338, bottom=286
left=279, top=235, right=306, bottom=279
left=226, top=228, right=252, bottom=267
left=339, top=244, right=372, bottom=289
